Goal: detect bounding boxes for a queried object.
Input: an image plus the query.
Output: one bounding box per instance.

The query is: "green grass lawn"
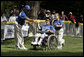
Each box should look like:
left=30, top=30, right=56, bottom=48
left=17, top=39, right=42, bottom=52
left=1, top=36, right=83, bottom=56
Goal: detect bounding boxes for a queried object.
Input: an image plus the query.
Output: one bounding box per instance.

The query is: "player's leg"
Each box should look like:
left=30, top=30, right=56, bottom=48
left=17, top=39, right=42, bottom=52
left=56, top=30, right=61, bottom=49
left=14, top=22, right=21, bottom=49
left=38, top=33, right=48, bottom=45
left=19, top=24, right=27, bottom=49
left=31, top=33, right=41, bottom=45
left=59, top=28, right=65, bottom=46
left=56, top=28, right=65, bottom=49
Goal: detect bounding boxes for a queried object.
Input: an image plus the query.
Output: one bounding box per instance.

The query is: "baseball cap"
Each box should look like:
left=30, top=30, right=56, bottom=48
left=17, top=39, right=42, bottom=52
left=25, top=5, right=31, bottom=10
left=69, top=12, right=72, bottom=14
left=46, top=10, right=50, bottom=13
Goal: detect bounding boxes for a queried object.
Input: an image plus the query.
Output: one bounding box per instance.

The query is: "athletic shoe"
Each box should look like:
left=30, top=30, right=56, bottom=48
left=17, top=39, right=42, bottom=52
left=31, top=42, right=38, bottom=45
left=38, top=42, right=42, bottom=46
left=22, top=47, right=27, bottom=50
left=56, top=46, right=62, bottom=50
left=62, top=42, right=65, bottom=47
left=44, top=33, right=48, bottom=37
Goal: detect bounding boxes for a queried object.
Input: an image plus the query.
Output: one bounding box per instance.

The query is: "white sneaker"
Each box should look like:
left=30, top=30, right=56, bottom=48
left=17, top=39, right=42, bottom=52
left=56, top=46, right=62, bottom=50
left=38, top=42, right=42, bottom=45
left=62, top=40, right=65, bottom=46
left=38, top=38, right=43, bottom=45
left=22, top=47, right=27, bottom=50
left=31, top=42, right=34, bottom=44
left=18, top=47, right=24, bottom=50
left=32, top=42, right=38, bottom=45
left=44, top=33, right=48, bottom=37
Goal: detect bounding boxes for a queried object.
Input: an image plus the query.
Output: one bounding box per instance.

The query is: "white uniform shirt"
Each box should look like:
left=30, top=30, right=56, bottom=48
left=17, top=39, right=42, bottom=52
left=1, top=16, right=7, bottom=22
left=1, top=16, right=7, bottom=29
left=9, top=16, right=18, bottom=21
left=51, top=14, right=55, bottom=19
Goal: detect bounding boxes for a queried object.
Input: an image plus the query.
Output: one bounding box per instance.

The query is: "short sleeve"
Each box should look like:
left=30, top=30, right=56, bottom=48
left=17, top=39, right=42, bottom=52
left=50, top=26, right=55, bottom=32
left=19, top=11, right=27, bottom=19
left=59, top=19, right=63, bottom=25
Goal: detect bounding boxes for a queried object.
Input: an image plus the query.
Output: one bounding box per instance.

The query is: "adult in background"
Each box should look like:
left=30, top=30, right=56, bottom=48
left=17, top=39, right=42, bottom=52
left=4, top=8, right=9, bottom=21
left=1, top=12, right=7, bottom=41
left=38, top=8, right=46, bottom=20
left=9, top=6, right=19, bottom=21
left=51, top=10, right=56, bottom=20
left=68, top=12, right=76, bottom=23
left=46, top=10, right=52, bottom=24
left=61, top=11, right=69, bottom=36
left=61, top=11, right=68, bottom=21
left=68, top=12, right=76, bottom=36
left=1, top=12, right=7, bottom=22
left=75, top=9, right=81, bottom=36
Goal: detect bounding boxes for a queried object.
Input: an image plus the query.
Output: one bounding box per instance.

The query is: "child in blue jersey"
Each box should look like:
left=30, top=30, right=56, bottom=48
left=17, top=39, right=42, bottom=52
left=14, top=5, right=33, bottom=50
left=53, top=13, right=65, bottom=49
left=31, top=18, right=55, bottom=45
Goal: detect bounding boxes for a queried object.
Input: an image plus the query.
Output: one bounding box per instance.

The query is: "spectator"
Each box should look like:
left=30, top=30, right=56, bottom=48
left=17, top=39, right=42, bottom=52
left=38, top=8, right=46, bottom=20
left=45, top=10, right=52, bottom=23
left=68, top=12, right=76, bottom=23
left=61, top=11, right=68, bottom=21
left=79, top=14, right=83, bottom=23
left=1, top=12, right=7, bottom=22
left=46, top=10, right=51, bottom=18
left=75, top=9, right=81, bottom=36
left=51, top=10, right=56, bottom=20
left=4, top=8, right=9, bottom=21
left=9, top=7, right=19, bottom=21
left=1, top=12, right=7, bottom=41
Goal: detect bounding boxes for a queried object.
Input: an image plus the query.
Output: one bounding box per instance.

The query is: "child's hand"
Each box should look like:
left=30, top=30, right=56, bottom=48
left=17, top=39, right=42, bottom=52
left=56, top=25, right=59, bottom=27
left=46, top=30, right=50, bottom=32
left=54, top=25, right=59, bottom=27
left=37, top=20, right=40, bottom=23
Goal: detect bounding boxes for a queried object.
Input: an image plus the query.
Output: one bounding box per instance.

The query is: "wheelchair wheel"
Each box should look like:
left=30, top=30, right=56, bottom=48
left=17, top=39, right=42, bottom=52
left=47, top=35, right=57, bottom=50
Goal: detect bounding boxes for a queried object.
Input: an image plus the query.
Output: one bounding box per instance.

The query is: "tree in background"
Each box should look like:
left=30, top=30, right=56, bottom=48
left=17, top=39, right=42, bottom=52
left=1, top=1, right=41, bottom=19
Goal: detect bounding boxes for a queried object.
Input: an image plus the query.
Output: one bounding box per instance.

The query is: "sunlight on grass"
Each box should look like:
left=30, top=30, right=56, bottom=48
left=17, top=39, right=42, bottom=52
left=1, top=36, right=83, bottom=56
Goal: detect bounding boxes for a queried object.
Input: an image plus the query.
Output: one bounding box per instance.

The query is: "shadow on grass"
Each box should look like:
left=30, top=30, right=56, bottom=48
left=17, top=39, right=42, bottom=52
left=1, top=50, right=83, bottom=56
left=1, top=37, right=32, bottom=45
left=29, top=48, right=43, bottom=51
left=6, top=46, right=15, bottom=49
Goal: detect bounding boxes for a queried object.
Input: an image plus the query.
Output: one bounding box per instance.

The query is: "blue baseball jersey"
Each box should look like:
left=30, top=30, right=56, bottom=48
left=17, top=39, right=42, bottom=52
left=40, top=25, right=55, bottom=34
left=53, top=19, right=63, bottom=30
left=16, top=10, right=27, bottom=25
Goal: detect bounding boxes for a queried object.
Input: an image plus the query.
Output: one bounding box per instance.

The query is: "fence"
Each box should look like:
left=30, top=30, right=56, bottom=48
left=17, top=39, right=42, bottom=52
left=34, top=21, right=83, bottom=37
left=1, top=20, right=83, bottom=41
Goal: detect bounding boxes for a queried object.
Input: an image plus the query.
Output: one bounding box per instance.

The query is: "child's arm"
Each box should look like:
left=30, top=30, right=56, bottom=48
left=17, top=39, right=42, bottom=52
left=55, top=20, right=63, bottom=27
left=56, top=25, right=62, bottom=27
left=47, top=30, right=54, bottom=34
left=37, top=20, right=41, bottom=30
left=47, top=26, right=55, bottom=34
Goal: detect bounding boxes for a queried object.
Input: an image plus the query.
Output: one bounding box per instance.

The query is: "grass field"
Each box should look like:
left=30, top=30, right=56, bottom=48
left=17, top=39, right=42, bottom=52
left=1, top=36, right=83, bottom=56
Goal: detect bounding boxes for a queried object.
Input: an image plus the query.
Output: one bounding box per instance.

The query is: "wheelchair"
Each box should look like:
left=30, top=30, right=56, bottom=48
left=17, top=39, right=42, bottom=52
left=31, top=32, right=57, bottom=50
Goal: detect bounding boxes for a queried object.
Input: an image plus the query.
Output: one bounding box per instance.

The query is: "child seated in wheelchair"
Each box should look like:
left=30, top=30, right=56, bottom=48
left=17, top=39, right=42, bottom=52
left=31, top=18, right=55, bottom=46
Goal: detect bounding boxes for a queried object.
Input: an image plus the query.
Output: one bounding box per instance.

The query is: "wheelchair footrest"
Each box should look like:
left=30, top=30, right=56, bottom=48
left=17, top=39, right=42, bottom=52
left=31, top=44, right=39, bottom=46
